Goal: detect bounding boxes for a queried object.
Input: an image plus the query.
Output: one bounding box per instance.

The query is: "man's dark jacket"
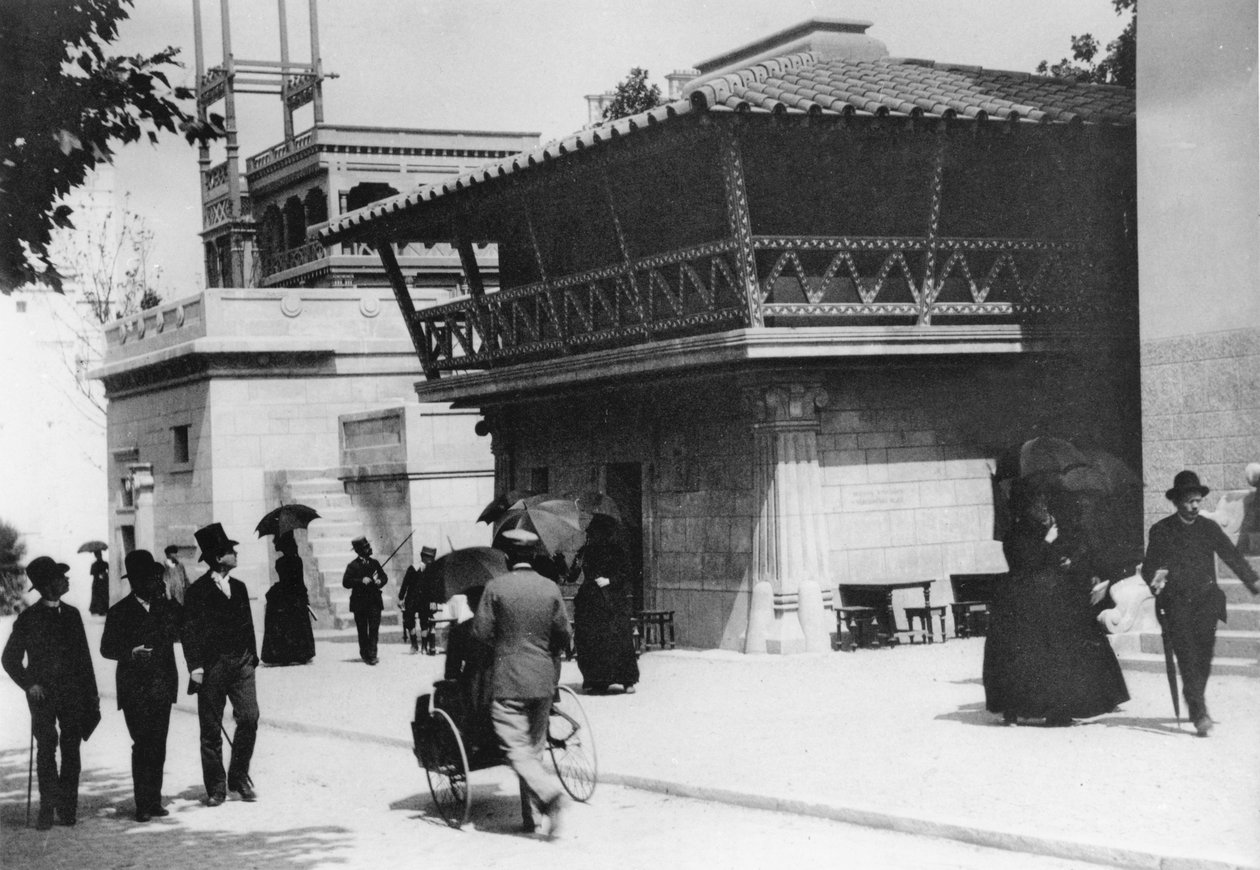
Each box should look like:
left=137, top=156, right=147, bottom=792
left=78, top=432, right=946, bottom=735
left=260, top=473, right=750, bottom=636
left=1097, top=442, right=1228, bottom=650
left=100, top=594, right=181, bottom=709
left=2, top=602, right=98, bottom=719
left=1142, top=514, right=1259, bottom=621
left=342, top=557, right=387, bottom=614
left=182, top=572, right=258, bottom=676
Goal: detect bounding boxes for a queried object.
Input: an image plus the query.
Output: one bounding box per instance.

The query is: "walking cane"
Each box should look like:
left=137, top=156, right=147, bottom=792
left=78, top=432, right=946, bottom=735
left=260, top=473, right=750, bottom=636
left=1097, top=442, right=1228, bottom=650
left=220, top=722, right=254, bottom=790
left=26, top=726, right=34, bottom=827
left=377, top=531, right=415, bottom=571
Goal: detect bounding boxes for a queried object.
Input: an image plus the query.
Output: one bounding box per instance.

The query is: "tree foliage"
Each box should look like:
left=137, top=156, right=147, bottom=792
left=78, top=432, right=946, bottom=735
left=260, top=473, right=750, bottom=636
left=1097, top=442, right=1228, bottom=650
left=0, top=518, right=27, bottom=615
left=601, top=67, right=663, bottom=122
left=0, top=0, right=222, bottom=293
left=1037, top=0, right=1135, bottom=89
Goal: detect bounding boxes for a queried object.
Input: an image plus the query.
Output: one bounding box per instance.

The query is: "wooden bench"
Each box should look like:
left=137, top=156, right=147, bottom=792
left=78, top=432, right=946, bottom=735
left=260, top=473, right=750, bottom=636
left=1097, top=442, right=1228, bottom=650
left=635, top=610, right=675, bottom=650
left=948, top=573, right=1005, bottom=638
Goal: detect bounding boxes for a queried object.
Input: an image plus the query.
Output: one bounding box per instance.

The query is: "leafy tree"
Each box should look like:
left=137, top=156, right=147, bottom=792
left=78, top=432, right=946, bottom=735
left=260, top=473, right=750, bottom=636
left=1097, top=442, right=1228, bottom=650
left=1037, top=0, right=1135, bottom=88
left=601, top=67, right=663, bottom=122
left=0, top=519, right=27, bottom=615
left=0, top=0, right=222, bottom=294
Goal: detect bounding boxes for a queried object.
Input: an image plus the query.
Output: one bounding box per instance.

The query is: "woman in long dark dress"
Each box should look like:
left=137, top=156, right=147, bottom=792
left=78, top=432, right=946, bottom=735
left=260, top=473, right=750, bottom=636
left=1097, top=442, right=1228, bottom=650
left=261, top=532, right=315, bottom=665
left=984, top=485, right=1129, bottom=725
left=88, top=551, right=110, bottom=615
left=567, top=517, right=639, bottom=694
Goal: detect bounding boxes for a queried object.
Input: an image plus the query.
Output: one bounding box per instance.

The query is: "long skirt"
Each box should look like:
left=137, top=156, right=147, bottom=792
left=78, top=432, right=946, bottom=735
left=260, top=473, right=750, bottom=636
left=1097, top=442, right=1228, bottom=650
left=573, top=583, right=639, bottom=689
left=261, top=585, right=315, bottom=665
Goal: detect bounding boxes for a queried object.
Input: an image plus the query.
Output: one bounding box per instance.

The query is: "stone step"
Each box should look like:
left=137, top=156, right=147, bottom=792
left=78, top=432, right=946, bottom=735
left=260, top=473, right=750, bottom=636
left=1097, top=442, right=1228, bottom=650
left=1116, top=651, right=1260, bottom=678
left=1139, top=629, right=1260, bottom=659
left=1227, top=603, right=1260, bottom=631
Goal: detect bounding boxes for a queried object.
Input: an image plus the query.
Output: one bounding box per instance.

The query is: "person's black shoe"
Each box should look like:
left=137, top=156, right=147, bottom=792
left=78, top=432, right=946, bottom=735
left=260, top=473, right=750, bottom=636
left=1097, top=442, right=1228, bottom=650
left=1194, top=715, right=1214, bottom=737
left=230, top=781, right=257, bottom=802
left=148, top=806, right=170, bottom=817
left=134, top=811, right=151, bottom=823
left=205, top=793, right=226, bottom=807
left=35, top=812, right=53, bottom=830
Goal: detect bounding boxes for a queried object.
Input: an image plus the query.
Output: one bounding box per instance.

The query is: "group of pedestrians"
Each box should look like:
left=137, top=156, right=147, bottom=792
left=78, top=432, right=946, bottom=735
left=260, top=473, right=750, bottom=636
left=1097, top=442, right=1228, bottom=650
left=985, top=469, right=1259, bottom=735
left=3, top=522, right=261, bottom=828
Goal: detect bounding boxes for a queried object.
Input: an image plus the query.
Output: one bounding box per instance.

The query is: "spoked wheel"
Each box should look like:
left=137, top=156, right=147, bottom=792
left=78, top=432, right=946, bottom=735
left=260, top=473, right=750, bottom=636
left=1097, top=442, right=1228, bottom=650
left=548, top=685, right=597, bottom=801
left=419, top=708, right=472, bottom=827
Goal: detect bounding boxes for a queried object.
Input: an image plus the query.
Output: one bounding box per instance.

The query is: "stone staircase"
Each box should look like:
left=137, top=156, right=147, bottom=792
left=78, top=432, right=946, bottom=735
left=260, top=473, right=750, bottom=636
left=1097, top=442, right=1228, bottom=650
left=281, top=474, right=399, bottom=631
left=1118, top=552, right=1260, bottom=677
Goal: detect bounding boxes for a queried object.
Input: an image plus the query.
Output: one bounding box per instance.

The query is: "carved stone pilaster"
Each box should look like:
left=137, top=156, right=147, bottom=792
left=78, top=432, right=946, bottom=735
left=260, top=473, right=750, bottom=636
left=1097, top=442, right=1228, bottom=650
left=476, top=410, right=514, bottom=494
left=745, top=383, right=832, bottom=654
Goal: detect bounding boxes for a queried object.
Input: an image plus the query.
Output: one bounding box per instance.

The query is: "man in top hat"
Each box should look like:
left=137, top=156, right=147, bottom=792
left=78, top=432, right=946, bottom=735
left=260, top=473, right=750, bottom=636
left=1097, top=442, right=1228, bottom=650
left=183, top=523, right=260, bottom=804
left=2, top=556, right=99, bottom=828
left=101, top=550, right=183, bottom=821
left=398, top=545, right=437, bottom=653
left=342, top=536, right=389, bottom=665
left=472, top=528, right=573, bottom=839
left=1142, top=470, right=1260, bottom=736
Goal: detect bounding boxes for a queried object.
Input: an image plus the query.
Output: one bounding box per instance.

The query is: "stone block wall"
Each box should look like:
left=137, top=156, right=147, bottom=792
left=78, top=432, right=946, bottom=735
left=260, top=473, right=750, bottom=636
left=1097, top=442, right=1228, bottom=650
left=1140, top=327, right=1260, bottom=529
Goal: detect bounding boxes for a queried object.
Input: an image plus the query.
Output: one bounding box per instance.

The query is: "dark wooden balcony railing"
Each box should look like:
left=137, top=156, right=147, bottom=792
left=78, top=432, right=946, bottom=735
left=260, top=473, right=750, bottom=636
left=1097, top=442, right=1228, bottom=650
left=408, top=233, right=1109, bottom=376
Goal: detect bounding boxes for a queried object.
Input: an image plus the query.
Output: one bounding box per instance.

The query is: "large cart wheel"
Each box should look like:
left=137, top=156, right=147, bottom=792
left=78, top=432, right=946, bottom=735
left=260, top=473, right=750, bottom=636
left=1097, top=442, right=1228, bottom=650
left=419, top=708, right=472, bottom=827
left=548, top=685, right=597, bottom=801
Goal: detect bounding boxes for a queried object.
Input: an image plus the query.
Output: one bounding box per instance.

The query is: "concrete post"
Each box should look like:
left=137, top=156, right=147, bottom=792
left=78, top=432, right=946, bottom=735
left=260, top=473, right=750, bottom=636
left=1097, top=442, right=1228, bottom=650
left=746, top=383, right=831, bottom=654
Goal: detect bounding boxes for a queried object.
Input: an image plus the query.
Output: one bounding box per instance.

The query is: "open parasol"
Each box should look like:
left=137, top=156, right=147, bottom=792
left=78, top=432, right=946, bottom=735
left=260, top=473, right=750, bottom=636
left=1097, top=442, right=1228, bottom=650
left=427, top=546, right=509, bottom=601
left=569, top=491, right=628, bottom=529
left=255, top=504, right=321, bottom=538
left=493, top=495, right=583, bottom=557
left=77, top=540, right=108, bottom=554
left=477, top=489, right=537, bottom=525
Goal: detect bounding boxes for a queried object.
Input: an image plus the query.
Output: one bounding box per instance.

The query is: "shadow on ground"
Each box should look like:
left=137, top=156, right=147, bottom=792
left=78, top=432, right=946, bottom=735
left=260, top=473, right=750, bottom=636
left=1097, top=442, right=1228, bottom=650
left=0, top=748, right=354, bottom=868
left=934, top=704, right=1185, bottom=736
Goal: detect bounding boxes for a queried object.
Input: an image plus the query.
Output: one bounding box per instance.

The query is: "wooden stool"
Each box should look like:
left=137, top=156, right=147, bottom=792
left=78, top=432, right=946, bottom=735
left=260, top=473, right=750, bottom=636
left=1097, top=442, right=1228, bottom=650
left=636, top=610, right=675, bottom=650
left=903, top=605, right=948, bottom=644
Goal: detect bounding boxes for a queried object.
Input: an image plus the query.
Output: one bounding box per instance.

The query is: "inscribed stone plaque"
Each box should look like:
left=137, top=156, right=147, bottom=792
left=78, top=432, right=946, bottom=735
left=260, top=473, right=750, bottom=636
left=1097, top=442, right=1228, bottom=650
left=841, top=482, right=920, bottom=512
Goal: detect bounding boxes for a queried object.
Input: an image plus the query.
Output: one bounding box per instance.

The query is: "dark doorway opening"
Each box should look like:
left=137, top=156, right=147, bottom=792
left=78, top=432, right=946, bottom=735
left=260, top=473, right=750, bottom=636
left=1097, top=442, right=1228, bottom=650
left=604, top=462, right=644, bottom=611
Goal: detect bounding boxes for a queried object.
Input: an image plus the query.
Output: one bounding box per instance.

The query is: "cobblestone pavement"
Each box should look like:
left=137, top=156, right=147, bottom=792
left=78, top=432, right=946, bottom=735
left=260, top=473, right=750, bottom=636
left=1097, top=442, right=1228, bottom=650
left=2, top=616, right=1257, bottom=869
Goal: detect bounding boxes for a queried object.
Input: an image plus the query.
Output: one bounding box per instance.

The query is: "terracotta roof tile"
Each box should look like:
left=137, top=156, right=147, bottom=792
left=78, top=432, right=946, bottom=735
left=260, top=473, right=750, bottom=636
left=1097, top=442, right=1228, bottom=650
left=323, top=50, right=1132, bottom=240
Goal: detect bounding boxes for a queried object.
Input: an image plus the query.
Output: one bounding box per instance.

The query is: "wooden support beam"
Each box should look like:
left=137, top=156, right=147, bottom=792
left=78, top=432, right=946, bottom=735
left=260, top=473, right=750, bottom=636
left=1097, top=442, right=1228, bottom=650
left=376, top=236, right=439, bottom=379
left=455, top=236, right=486, bottom=298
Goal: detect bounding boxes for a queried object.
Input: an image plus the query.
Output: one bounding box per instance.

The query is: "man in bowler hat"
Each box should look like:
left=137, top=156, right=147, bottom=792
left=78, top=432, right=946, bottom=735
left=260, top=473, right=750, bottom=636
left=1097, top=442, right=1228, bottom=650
left=1143, top=470, right=1259, bottom=736
left=183, top=523, right=260, bottom=803
left=472, top=528, right=573, bottom=839
left=342, top=536, right=388, bottom=664
left=101, top=550, right=182, bottom=821
left=2, top=556, right=99, bottom=828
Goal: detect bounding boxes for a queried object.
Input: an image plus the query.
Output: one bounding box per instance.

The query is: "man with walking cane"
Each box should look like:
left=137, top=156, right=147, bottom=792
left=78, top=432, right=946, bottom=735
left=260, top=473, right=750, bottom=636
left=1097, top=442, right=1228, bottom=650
left=343, top=535, right=389, bottom=665
left=183, top=523, right=260, bottom=804
left=3, top=556, right=99, bottom=829
left=101, top=550, right=182, bottom=821
left=1142, top=471, right=1259, bottom=737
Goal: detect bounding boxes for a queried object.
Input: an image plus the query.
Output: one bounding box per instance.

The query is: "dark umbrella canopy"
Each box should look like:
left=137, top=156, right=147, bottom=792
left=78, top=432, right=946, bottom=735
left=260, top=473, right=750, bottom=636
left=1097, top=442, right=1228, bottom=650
left=569, top=491, right=627, bottom=529
left=77, top=540, right=108, bottom=554
left=477, top=489, right=538, bottom=525
left=428, top=547, right=509, bottom=601
left=255, top=504, right=321, bottom=538
left=493, top=496, right=583, bottom=557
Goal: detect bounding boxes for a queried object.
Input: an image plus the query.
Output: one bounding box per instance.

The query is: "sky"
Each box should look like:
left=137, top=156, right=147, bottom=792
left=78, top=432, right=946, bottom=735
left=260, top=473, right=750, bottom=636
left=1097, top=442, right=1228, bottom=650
left=92, top=0, right=1129, bottom=294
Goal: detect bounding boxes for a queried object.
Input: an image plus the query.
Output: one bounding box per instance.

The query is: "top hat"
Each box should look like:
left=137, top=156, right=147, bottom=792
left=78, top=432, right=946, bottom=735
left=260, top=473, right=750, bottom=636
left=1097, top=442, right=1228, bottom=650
left=194, top=522, right=239, bottom=564
left=351, top=535, right=369, bottom=550
left=122, top=549, right=162, bottom=581
left=26, top=556, right=70, bottom=591
left=1165, top=470, right=1210, bottom=502
left=163, top=544, right=180, bottom=557
left=419, top=545, right=437, bottom=560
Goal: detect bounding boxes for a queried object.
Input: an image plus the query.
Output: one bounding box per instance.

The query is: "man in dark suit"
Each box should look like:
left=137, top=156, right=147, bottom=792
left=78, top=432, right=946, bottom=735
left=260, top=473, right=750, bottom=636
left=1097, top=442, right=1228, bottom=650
left=2, top=556, right=99, bottom=829
left=183, top=523, right=260, bottom=804
left=342, top=536, right=388, bottom=665
left=1143, top=470, right=1259, bottom=737
left=471, top=529, right=573, bottom=839
left=101, top=550, right=182, bottom=821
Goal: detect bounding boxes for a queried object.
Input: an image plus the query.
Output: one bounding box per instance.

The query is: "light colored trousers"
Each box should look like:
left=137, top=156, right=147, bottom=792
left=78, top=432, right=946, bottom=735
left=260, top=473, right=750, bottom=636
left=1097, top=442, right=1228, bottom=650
left=489, top=697, right=561, bottom=807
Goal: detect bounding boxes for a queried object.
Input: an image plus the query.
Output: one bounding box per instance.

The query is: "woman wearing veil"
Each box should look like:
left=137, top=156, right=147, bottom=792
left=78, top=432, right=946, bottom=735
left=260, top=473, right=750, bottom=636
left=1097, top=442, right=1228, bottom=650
left=567, top=516, right=639, bottom=694
left=261, top=532, right=315, bottom=665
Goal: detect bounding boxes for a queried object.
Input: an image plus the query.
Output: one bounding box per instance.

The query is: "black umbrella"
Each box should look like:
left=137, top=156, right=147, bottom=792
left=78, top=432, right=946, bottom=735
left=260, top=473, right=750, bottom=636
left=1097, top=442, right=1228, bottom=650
left=255, top=504, right=321, bottom=538
left=77, top=540, right=108, bottom=554
left=428, top=547, right=509, bottom=601
left=493, top=495, right=584, bottom=557
left=569, top=491, right=629, bottom=529
left=1154, top=592, right=1181, bottom=726
left=477, top=489, right=538, bottom=525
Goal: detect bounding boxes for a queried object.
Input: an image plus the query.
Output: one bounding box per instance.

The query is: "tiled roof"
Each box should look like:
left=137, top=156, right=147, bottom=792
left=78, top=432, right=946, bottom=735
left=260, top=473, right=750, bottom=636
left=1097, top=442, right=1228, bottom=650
left=323, top=53, right=1133, bottom=241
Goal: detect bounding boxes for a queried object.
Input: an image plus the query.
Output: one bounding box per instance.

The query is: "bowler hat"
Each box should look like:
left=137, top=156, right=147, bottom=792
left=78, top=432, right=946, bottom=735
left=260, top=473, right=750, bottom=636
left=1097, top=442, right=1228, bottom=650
left=194, top=522, right=239, bottom=564
left=26, top=556, right=69, bottom=590
left=420, top=545, right=437, bottom=560
left=1165, top=470, right=1210, bottom=502
left=122, top=549, right=162, bottom=580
